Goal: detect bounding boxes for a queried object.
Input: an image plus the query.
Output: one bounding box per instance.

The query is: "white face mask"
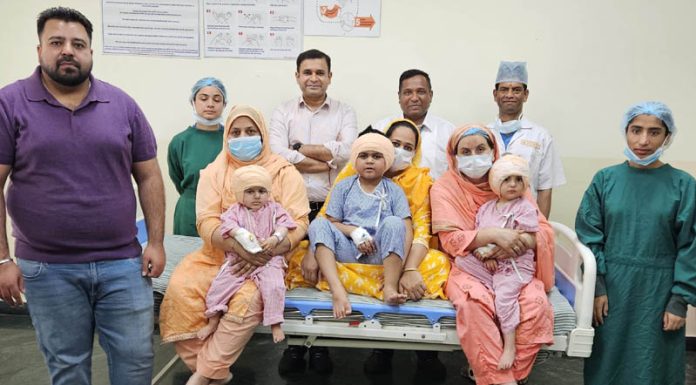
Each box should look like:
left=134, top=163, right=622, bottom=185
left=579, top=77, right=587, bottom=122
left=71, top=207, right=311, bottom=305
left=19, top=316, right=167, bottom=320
left=457, top=153, right=493, bottom=179
left=389, top=147, right=414, bottom=172
left=495, top=119, right=522, bottom=135
left=192, top=110, right=224, bottom=127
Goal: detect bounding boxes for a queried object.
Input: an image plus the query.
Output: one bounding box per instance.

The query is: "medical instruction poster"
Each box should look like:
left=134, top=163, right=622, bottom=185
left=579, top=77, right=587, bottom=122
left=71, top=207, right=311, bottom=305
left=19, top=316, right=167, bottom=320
left=102, top=0, right=200, bottom=57
left=304, top=0, right=381, bottom=37
left=203, top=0, right=302, bottom=59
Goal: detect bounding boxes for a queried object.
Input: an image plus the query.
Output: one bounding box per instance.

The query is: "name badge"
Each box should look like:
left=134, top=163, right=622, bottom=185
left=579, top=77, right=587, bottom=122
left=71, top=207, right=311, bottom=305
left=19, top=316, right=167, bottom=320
left=520, top=139, right=541, bottom=150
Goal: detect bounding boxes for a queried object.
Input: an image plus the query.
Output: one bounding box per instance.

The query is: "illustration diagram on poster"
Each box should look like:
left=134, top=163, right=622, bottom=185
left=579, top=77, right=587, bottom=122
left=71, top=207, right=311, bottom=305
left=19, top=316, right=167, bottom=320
left=204, top=0, right=302, bottom=59
left=304, top=0, right=380, bottom=37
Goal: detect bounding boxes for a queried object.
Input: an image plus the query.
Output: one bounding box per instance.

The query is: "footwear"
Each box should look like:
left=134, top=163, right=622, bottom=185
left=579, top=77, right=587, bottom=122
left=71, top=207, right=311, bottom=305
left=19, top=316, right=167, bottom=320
left=278, top=345, right=306, bottom=376
left=308, top=346, right=333, bottom=374
left=363, top=349, right=394, bottom=374
left=415, top=351, right=446, bottom=381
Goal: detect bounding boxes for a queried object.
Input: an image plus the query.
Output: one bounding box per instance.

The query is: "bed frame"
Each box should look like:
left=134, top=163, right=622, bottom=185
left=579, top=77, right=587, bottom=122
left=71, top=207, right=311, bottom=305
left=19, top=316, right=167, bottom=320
left=152, top=221, right=595, bottom=358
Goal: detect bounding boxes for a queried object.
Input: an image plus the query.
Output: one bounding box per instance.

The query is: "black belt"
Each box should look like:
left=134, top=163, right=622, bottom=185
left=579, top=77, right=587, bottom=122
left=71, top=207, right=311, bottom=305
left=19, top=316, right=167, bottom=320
left=309, top=201, right=324, bottom=211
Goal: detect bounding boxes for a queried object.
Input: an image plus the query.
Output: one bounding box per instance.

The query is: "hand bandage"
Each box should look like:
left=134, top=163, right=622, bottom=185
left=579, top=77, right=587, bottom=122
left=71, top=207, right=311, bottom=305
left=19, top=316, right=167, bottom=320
left=474, top=244, right=495, bottom=259
left=350, top=227, right=372, bottom=247
left=232, top=228, right=263, bottom=253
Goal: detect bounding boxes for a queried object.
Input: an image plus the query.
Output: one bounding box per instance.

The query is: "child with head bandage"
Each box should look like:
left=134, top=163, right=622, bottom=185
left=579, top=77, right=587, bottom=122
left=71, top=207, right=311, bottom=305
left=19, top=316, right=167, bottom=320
left=307, top=133, right=412, bottom=319
left=455, top=154, right=539, bottom=371
left=196, top=165, right=296, bottom=347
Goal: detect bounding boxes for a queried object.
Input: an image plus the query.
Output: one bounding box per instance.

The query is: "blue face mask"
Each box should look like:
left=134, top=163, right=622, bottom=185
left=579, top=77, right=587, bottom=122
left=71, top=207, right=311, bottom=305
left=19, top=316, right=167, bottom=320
left=228, top=136, right=262, bottom=161
left=623, top=145, right=664, bottom=166
left=623, top=135, right=670, bottom=166
left=495, top=119, right=522, bottom=135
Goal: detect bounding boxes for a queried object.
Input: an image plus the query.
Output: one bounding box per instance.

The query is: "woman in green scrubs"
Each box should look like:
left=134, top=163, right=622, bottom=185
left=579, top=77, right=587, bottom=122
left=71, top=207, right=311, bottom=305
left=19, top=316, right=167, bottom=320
left=576, top=101, right=696, bottom=385
left=167, top=77, right=227, bottom=236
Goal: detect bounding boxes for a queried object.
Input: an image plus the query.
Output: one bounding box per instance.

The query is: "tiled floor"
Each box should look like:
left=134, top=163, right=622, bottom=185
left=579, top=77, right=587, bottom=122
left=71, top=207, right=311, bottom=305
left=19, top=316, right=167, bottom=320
left=3, top=311, right=696, bottom=385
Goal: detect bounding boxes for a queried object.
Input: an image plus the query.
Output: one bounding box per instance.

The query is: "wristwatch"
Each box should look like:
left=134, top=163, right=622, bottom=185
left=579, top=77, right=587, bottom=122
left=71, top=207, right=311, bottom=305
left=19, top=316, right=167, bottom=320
left=292, top=142, right=303, bottom=151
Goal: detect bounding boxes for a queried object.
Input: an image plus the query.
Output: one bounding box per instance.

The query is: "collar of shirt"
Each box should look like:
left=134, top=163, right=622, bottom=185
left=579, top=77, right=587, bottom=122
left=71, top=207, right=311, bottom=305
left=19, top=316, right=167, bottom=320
left=493, top=115, right=533, bottom=130
left=399, top=112, right=434, bottom=133
left=297, top=94, right=332, bottom=112
left=421, top=113, right=445, bottom=133
left=25, top=66, right=110, bottom=108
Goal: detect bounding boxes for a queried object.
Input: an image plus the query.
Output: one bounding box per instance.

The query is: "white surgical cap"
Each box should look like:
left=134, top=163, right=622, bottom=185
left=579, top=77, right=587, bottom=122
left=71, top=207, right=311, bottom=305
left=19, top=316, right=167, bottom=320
left=495, top=61, right=528, bottom=85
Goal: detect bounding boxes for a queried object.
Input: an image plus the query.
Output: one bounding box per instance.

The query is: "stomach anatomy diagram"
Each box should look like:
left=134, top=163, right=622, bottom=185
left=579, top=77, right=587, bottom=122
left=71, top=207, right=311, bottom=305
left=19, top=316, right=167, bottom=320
left=310, top=0, right=379, bottom=34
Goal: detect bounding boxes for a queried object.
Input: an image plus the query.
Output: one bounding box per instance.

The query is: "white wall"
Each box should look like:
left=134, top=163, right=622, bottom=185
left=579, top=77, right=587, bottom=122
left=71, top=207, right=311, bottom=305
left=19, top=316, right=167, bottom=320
left=2, top=0, right=696, bottom=333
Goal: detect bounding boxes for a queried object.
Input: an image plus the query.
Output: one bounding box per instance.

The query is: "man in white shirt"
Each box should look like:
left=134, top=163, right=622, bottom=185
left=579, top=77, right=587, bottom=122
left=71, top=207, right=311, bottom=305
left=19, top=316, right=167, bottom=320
left=372, top=69, right=455, bottom=180
left=270, top=48, right=357, bottom=376
left=487, top=61, right=565, bottom=218
left=270, top=49, right=357, bottom=222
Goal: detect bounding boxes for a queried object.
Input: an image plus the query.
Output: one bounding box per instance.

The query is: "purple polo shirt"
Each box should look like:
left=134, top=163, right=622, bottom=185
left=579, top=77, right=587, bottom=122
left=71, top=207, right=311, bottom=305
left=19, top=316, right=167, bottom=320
left=0, top=67, right=157, bottom=263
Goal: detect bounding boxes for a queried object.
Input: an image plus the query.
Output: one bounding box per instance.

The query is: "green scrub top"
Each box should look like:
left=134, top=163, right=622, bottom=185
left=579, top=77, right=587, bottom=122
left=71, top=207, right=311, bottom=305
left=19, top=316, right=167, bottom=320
left=167, top=125, right=223, bottom=236
left=576, top=162, right=696, bottom=385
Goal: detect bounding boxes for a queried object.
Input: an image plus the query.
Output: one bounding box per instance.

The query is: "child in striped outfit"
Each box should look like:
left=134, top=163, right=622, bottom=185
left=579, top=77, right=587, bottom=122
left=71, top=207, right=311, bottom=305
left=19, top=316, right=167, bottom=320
left=455, top=154, right=539, bottom=371
left=197, top=165, right=296, bottom=344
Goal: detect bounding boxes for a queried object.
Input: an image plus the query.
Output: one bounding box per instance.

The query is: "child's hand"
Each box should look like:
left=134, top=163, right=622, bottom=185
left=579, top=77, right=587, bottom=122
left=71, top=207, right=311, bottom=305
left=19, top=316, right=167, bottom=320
left=473, top=248, right=487, bottom=261
left=260, top=236, right=279, bottom=253
left=474, top=244, right=495, bottom=260
left=484, top=259, right=498, bottom=272
left=357, top=239, right=376, bottom=255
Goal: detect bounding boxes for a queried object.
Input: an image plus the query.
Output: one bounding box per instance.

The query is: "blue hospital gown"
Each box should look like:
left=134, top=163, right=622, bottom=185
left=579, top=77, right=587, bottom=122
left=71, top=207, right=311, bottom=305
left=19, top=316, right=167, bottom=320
left=310, top=175, right=411, bottom=265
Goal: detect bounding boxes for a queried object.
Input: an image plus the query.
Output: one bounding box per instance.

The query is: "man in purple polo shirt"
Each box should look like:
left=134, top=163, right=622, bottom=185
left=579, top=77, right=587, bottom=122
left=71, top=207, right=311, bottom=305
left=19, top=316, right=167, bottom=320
left=0, top=7, right=165, bottom=385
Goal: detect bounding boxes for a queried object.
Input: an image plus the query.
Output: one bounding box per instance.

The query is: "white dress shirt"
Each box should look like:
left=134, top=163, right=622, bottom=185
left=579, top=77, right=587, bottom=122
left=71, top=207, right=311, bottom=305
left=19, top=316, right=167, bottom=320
left=372, top=113, right=456, bottom=180
left=270, top=96, right=357, bottom=202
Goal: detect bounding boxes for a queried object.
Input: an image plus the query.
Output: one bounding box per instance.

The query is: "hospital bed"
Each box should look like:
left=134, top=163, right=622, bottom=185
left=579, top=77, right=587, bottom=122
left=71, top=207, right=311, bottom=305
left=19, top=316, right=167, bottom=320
left=151, top=221, right=595, bottom=359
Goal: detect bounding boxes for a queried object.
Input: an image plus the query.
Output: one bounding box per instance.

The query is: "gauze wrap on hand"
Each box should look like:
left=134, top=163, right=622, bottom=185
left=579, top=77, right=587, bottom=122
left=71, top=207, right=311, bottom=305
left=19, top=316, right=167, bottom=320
left=350, top=227, right=372, bottom=247
left=474, top=244, right=496, bottom=259
left=232, top=228, right=263, bottom=253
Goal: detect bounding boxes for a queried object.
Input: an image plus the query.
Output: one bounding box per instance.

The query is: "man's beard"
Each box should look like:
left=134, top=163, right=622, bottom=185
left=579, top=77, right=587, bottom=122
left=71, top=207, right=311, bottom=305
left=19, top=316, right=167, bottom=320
left=41, top=57, right=92, bottom=87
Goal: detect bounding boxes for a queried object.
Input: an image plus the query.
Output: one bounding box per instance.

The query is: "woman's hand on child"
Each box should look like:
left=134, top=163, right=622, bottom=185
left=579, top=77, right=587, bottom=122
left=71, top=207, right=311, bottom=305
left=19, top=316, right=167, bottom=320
left=399, top=270, right=426, bottom=301
left=663, top=312, right=686, bottom=331
left=233, top=241, right=273, bottom=267
left=593, top=295, right=609, bottom=326
left=229, top=258, right=257, bottom=277
left=489, top=228, right=527, bottom=259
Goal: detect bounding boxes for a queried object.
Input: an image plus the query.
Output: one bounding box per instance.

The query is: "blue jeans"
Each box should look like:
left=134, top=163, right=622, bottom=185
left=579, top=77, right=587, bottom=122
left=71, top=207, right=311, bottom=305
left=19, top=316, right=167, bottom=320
left=18, top=257, right=154, bottom=385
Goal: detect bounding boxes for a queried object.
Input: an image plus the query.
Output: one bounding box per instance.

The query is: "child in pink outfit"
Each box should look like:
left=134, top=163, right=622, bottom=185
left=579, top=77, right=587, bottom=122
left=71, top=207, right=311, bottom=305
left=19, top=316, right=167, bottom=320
left=455, top=154, right=539, bottom=371
left=196, top=165, right=296, bottom=345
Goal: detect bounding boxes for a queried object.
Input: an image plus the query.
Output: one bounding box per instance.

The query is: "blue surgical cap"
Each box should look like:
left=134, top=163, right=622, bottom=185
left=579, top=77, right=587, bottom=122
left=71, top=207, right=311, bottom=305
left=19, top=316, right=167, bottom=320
left=621, top=101, right=675, bottom=133
left=190, top=77, right=227, bottom=104
left=621, top=101, right=676, bottom=148
left=496, top=61, right=528, bottom=85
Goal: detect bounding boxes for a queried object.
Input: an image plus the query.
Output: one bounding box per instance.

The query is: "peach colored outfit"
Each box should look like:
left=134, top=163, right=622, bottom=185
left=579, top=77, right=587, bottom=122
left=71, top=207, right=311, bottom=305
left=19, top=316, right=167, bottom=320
left=159, top=105, right=310, bottom=380
left=430, top=124, right=554, bottom=385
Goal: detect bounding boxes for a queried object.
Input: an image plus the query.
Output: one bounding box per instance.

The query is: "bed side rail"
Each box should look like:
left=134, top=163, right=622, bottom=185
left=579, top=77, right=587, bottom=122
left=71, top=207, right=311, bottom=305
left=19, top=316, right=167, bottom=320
left=550, top=221, right=595, bottom=357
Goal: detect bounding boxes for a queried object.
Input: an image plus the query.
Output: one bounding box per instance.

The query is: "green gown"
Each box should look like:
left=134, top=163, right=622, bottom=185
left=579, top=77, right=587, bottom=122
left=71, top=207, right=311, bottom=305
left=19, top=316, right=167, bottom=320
left=167, top=125, right=223, bottom=236
left=576, top=162, right=696, bottom=385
